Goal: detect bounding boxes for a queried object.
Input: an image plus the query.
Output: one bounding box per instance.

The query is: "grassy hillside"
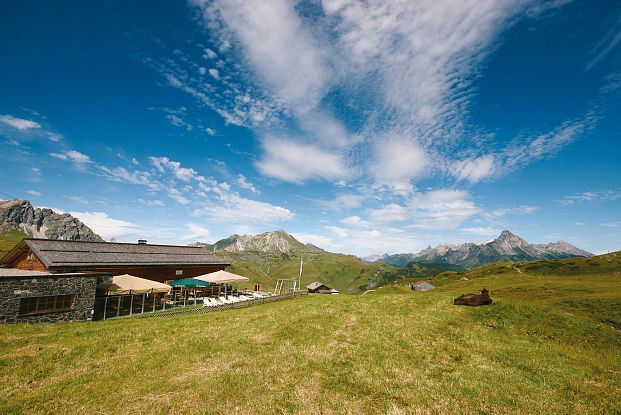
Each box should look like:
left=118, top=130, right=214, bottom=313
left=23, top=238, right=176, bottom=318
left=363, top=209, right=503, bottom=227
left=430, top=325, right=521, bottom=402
left=417, top=250, right=621, bottom=288
left=371, top=261, right=465, bottom=286
left=222, top=250, right=392, bottom=293
left=1, top=273, right=620, bottom=414
left=0, top=227, right=28, bottom=258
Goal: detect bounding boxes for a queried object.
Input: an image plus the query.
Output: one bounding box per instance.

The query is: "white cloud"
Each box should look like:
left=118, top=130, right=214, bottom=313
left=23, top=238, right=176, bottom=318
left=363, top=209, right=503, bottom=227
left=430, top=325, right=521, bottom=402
left=361, top=189, right=480, bottom=230
left=68, top=196, right=88, bottom=204
left=149, top=156, right=202, bottom=182
left=0, top=115, right=41, bottom=130
left=341, top=215, right=370, bottom=227
left=184, top=223, right=211, bottom=241
left=49, top=150, right=91, bottom=164
left=184, top=0, right=589, bottom=191
left=407, top=189, right=481, bottom=230
left=138, top=198, right=165, bottom=207
left=319, top=193, right=368, bottom=211
left=370, top=139, right=429, bottom=192
left=600, top=221, right=621, bottom=228
left=366, top=203, right=409, bottom=223
left=98, top=166, right=163, bottom=191
left=235, top=174, right=258, bottom=193
left=324, top=226, right=349, bottom=238
left=559, top=189, right=621, bottom=205
left=452, top=155, right=496, bottom=183
left=168, top=188, right=191, bottom=205
left=167, top=114, right=193, bottom=131
left=205, top=127, right=216, bottom=136
left=256, top=137, right=348, bottom=182
left=208, top=68, right=220, bottom=80
left=69, top=211, right=144, bottom=241
left=199, top=0, right=330, bottom=111
left=488, top=205, right=539, bottom=217
left=203, top=48, right=217, bottom=59
left=586, top=12, right=621, bottom=71
left=26, top=190, right=41, bottom=196
left=48, top=133, right=62, bottom=142
left=460, top=227, right=500, bottom=236
left=193, top=193, right=294, bottom=224
left=290, top=232, right=337, bottom=250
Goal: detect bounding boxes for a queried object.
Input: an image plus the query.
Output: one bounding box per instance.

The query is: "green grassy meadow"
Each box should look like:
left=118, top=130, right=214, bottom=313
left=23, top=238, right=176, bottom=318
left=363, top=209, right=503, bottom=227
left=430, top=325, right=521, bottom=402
left=2, top=272, right=620, bottom=414
left=221, top=250, right=392, bottom=293
left=0, top=228, right=27, bottom=257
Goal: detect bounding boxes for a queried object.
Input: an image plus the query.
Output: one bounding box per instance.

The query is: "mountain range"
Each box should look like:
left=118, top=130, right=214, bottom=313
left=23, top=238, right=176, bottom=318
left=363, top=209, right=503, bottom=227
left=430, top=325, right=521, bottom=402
left=190, top=230, right=324, bottom=254
left=0, top=199, right=597, bottom=289
left=367, top=230, right=593, bottom=269
left=0, top=199, right=102, bottom=242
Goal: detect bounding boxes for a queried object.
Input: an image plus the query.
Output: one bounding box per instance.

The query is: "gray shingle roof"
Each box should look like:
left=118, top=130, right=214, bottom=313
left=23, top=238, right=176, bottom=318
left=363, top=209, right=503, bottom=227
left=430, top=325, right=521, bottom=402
left=2, top=239, right=229, bottom=269
left=307, top=281, right=329, bottom=290
left=412, top=281, right=435, bottom=291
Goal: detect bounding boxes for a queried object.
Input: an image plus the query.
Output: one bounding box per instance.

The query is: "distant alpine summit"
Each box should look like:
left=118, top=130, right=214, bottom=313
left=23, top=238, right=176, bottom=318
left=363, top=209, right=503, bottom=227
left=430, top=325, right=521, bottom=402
left=190, top=230, right=324, bottom=254
left=370, top=230, right=593, bottom=269
left=0, top=199, right=103, bottom=242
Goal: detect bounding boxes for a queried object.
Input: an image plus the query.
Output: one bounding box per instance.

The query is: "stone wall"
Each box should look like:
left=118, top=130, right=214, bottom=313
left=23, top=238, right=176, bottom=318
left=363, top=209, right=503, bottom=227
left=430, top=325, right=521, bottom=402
left=0, top=274, right=99, bottom=323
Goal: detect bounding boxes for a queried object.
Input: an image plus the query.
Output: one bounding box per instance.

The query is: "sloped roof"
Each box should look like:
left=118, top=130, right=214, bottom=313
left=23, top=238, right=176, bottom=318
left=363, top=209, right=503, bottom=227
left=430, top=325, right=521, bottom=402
left=307, top=281, right=330, bottom=290
left=412, top=281, right=435, bottom=290
left=1, top=239, right=229, bottom=269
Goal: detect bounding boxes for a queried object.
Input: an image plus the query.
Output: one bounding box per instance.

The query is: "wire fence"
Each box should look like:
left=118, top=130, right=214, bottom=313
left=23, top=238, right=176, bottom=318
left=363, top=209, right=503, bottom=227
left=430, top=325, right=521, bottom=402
left=94, top=291, right=308, bottom=320
left=130, top=291, right=308, bottom=319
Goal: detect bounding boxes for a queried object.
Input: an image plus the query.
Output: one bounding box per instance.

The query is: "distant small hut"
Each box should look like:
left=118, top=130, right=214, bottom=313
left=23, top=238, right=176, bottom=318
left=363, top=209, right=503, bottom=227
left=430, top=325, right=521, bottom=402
left=306, top=281, right=339, bottom=294
left=409, top=281, right=435, bottom=291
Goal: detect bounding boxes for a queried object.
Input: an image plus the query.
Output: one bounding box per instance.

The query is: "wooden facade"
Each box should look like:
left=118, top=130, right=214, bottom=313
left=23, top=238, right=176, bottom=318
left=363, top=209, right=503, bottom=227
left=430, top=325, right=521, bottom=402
left=11, top=250, right=47, bottom=272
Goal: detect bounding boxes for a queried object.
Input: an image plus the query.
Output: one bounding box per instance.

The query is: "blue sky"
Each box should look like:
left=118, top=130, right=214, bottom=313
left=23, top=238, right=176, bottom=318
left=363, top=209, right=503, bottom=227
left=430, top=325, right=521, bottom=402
left=1, top=0, right=620, bottom=256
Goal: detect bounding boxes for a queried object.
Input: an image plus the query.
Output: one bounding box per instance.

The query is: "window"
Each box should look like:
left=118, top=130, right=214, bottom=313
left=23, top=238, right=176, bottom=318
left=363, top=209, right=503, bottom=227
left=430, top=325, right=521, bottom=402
left=19, top=294, right=76, bottom=316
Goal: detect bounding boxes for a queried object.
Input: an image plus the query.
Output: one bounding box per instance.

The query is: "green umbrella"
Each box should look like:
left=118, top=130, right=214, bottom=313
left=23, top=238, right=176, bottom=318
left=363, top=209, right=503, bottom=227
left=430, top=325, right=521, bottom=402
left=169, top=278, right=211, bottom=288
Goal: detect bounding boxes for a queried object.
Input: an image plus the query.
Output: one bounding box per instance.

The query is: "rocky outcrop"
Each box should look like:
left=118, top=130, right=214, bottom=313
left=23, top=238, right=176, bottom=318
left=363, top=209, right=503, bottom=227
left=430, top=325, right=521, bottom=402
left=376, top=230, right=593, bottom=269
left=193, top=230, right=325, bottom=254
left=0, top=199, right=103, bottom=242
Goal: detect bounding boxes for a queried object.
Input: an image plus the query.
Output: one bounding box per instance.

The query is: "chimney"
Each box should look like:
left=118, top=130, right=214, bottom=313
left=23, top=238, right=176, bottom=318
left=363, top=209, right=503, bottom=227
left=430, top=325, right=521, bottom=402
left=138, top=239, right=147, bottom=245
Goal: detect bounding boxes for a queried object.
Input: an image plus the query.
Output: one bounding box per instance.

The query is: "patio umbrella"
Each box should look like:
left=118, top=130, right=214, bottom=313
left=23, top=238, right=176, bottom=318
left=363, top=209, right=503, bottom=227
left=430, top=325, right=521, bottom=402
left=194, top=270, right=249, bottom=284
left=97, top=274, right=171, bottom=294
left=169, top=278, right=211, bottom=288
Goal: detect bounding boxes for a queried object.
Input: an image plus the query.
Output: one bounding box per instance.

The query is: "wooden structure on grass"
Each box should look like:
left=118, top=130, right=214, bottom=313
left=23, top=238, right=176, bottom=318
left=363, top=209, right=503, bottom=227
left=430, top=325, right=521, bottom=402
left=1, top=239, right=229, bottom=282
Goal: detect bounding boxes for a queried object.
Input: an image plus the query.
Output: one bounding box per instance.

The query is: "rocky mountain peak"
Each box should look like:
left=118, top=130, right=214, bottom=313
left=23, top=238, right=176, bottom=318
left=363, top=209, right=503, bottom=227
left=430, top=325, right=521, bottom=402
left=194, top=230, right=325, bottom=254
left=376, top=230, right=592, bottom=269
left=0, top=198, right=103, bottom=242
left=496, top=230, right=520, bottom=241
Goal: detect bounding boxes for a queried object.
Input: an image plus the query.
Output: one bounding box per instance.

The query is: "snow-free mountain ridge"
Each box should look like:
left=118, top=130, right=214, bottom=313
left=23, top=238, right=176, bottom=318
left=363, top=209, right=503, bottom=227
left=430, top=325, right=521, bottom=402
left=0, top=199, right=103, bottom=242
left=369, top=230, right=592, bottom=269
left=190, top=230, right=325, bottom=254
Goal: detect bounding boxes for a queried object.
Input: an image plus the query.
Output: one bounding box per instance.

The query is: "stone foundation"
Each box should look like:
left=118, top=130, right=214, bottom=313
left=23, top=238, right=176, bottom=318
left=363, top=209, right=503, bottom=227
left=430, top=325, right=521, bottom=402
left=0, top=273, right=103, bottom=323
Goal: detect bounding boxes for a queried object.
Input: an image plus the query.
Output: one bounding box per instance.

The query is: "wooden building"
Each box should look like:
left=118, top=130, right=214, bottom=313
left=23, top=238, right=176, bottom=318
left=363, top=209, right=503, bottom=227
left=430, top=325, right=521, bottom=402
left=306, top=281, right=339, bottom=294
left=0, top=239, right=229, bottom=283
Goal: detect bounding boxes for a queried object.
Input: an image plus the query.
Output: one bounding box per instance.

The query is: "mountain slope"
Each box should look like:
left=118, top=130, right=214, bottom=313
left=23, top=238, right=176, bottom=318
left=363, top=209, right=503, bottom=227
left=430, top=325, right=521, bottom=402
left=0, top=227, right=29, bottom=257
left=378, top=230, right=592, bottom=269
left=194, top=231, right=391, bottom=292
left=404, top=249, right=621, bottom=290
left=0, top=199, right=103, bottom=242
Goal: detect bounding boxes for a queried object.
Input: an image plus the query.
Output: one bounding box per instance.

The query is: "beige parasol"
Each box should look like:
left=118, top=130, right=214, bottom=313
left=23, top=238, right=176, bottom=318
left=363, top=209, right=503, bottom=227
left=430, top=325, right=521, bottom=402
left=194, top=270, right=249, bottom=284
left=97, top=274, right=171, bottom=295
